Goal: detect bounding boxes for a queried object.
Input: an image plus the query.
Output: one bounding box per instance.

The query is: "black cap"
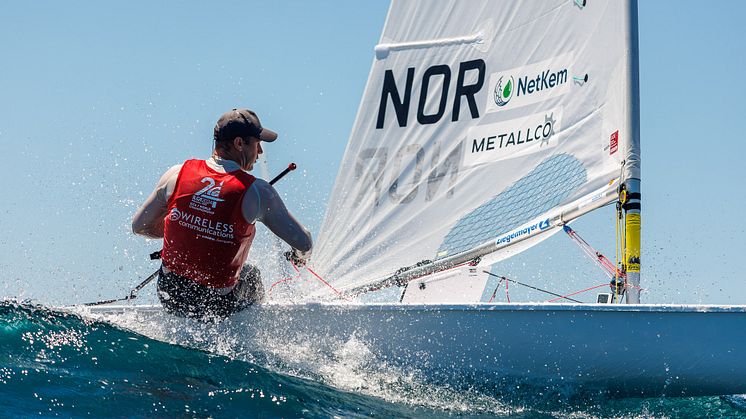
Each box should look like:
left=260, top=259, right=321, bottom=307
left=214, top=108, right=278, bottom=143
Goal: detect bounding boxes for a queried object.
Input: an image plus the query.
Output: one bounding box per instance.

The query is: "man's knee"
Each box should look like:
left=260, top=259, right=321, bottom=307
left=240, top=264, right=261, bottom=282
left=236, top=264, right=264, bottom=304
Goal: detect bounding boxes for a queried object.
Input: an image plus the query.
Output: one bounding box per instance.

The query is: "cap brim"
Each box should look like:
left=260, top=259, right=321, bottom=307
left=259, top=128, right=278, bottom=142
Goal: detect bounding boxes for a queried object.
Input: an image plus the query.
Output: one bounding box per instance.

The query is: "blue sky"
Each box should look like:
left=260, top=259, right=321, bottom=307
left=1, top=1, right=744, bottom=305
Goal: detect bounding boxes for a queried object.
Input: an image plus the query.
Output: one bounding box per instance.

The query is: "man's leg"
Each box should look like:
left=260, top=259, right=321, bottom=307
left=157, top=269, right=210, bottom=318
left=229, top=264, right=265, bottom=309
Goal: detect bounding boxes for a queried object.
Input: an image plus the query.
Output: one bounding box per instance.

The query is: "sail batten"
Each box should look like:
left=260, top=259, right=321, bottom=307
left=313, top=0, right=637, bottom=296
left=375, top=33, right=485, bottom=59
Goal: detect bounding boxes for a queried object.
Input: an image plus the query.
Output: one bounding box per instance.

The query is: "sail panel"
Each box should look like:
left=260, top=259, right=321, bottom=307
left=313, top=0, right=635, bottom=292
left=437, top=153, right=586, bottom=258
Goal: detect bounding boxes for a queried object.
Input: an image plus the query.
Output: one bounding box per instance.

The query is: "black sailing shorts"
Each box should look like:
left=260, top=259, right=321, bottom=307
left=157, top=264, right=264, bottom=320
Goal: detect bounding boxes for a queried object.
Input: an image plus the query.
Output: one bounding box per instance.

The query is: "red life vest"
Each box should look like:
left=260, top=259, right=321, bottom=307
left=161, top=159, right=256, bottom=288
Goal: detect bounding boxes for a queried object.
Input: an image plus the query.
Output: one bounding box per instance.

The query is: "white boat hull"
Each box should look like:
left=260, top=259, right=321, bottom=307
left=78, top=303, right=746, bottom=397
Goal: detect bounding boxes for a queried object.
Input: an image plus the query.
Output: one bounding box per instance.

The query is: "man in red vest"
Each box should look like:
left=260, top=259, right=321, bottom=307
left=132, top=108, right=312, bottom=318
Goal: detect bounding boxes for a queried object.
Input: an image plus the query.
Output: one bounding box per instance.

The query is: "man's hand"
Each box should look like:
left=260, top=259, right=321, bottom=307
left=284, top=248, right=310, bottom=267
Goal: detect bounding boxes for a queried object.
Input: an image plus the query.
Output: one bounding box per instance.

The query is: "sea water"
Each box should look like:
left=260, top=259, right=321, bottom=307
left=1, top=301, right=744, bottom=418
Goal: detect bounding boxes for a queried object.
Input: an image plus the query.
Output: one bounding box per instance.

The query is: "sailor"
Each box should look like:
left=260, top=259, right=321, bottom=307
left=132, top=108, right=312, bottom=319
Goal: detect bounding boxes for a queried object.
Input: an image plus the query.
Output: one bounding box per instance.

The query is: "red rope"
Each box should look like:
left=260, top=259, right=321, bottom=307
left=305, top=265, right=349, bottom=301
left=279, top=259, right=483, bottom=302
left=564, top=226, right=625, bottom=280
left=487, top=277, right=503, bottom=303
left=504, top=276, right=511, bottom=303
left=268, top=276, right=297, bottom=298
left=546, top=283, right=608, bottom=303
left=268, top=262, right=301, bottom=298
left=269, top=260, right=349, bottom=301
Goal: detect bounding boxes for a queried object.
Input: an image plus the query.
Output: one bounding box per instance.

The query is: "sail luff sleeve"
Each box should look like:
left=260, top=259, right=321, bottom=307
left=623, top=0, right=641, bottom=182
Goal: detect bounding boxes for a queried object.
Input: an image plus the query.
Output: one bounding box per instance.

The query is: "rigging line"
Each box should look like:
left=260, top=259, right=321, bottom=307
left=83, top=269, right=159, bottom=306
left=483, top=271, right=582, bottom=303
left=617, top=164, right=626, bottom=302
left=504, top=275, right=511, bottom=303
left=268, top=262, right=301, bottom=299
left=304, top=265, right=349, bottom=301
left=614, top=203, right=620, bottom=302
left=615, top=199, right=626, bottom=301
left=547, top=283, right=608, bottom=303
left=624, top=282, right=643, bottom=291
left=268, top=276, right=297, bottom=299
left=563, top=225, right=624, bottom=279
left=487, top=277, right=505, bottom=303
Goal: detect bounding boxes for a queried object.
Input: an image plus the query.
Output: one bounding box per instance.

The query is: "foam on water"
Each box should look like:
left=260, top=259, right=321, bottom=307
left=2, top=300, right=456, bottom=417
left=76, top=303, right=515, bottom=415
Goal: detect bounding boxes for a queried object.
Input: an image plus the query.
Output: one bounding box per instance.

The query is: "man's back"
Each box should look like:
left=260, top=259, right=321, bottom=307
left=131, top=108, right=312, bottom=319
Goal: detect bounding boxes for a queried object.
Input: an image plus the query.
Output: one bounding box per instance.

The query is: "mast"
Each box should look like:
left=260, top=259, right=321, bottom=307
left=623, top=0, right=642, bottom=303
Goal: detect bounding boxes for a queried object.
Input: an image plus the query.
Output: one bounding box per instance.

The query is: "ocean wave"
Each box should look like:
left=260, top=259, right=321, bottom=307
left=1, top=301, right=744, bottom=418
left=0, top=301, right=452, bottom=417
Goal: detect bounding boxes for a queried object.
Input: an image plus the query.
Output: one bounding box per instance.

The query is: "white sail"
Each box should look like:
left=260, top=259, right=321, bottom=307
left=313, top=0, right=637, bottom=293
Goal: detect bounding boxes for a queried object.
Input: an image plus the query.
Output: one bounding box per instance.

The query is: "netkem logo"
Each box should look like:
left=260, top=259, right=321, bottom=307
left=493, top=75, right=514, bottom=106
left=492, top=68, right=567, bottom=109
left=485, top=53, right=574, bottom=113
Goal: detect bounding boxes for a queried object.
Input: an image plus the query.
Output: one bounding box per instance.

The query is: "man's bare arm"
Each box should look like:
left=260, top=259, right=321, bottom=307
left=132, top=165, right=181, bottom=239
left=245, top=179, right=313, bottom=255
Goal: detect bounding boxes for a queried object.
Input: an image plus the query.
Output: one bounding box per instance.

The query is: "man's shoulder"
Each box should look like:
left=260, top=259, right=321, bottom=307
left=251, top=177, right=280, bottom=199
left=250, top=177, right=270, bottom=188
left=159, top=163, right=186, bottom=199
left=249, top=178, right=282, bottom=208
left=169, top=162, right=186, bottom=172
left=162, top=163, right=184, bottom=180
